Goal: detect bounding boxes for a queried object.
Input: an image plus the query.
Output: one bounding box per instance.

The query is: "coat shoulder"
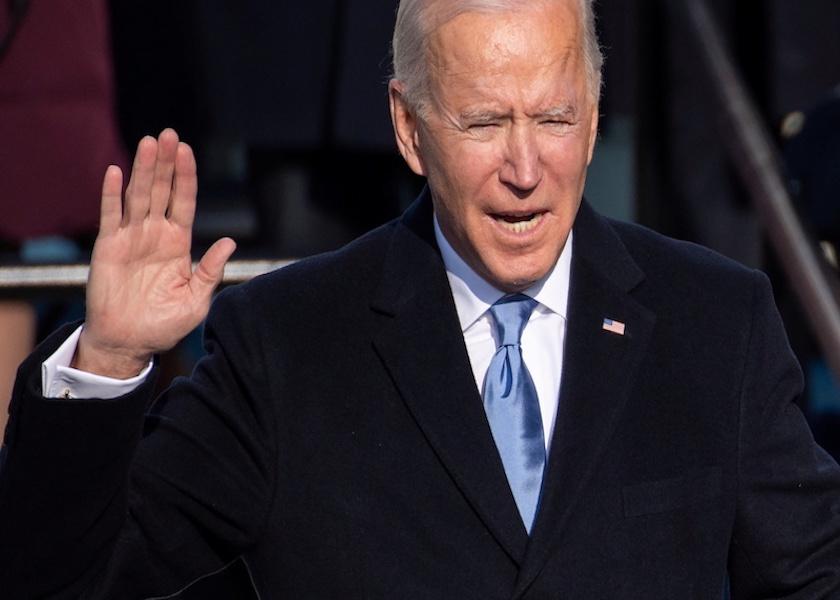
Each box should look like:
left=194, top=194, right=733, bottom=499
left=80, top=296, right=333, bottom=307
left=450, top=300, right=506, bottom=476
left=611, top=217, right=754, bottom=277
left=606, top=216, right=764, bottom=306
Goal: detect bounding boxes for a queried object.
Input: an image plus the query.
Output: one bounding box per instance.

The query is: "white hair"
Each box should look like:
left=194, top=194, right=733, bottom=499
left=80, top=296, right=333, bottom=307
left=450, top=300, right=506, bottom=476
left=392, top=0, right=603, bottom=113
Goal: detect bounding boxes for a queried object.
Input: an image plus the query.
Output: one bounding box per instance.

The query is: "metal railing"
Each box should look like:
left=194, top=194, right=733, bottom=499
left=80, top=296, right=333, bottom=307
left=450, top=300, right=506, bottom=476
left=0, top=260, right=295, bottom=293
left=681, top=0, right=840, bottom=380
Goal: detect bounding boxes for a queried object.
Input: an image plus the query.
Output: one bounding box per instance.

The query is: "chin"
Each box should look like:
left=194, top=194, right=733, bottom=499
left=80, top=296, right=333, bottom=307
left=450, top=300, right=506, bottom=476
left=490, top=258, right=552, bottom=291
left=487, top=269, right=544, bottom=293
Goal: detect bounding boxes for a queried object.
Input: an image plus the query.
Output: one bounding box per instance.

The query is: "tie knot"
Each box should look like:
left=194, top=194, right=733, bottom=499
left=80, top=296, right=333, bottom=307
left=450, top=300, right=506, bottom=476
left=489, top=294, right=538, bottom=347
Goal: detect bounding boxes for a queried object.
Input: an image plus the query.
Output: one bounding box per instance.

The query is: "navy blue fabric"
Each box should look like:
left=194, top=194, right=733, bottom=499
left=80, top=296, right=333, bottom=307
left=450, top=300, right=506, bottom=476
left=1, top=193, right=839, bottom=598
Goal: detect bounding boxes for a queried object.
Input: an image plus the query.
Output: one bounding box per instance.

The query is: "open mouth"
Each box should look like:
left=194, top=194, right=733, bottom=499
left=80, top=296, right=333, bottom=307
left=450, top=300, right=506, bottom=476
left=492, top=212, right=545, bottom=234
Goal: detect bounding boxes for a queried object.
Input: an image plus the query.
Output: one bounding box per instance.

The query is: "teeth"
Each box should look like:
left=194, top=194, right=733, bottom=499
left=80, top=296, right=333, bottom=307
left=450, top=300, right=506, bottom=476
left=497, top=213, right=543, bottom=234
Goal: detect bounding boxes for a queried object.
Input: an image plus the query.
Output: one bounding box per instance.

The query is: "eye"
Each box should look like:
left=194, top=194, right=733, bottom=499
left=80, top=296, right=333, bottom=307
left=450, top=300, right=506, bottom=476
left=465, top=121, right=501, bottom=138
left=541, top=119, right=572, bottom=127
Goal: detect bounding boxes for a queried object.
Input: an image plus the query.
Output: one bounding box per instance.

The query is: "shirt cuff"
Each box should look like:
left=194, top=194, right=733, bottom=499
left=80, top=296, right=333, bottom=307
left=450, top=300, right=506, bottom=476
left=41, top=326, right=153, bottom=399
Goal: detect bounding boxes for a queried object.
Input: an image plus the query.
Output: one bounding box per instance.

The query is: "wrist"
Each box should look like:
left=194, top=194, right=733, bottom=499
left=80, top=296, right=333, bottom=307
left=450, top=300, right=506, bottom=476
left=72, top=329, right=152, bottom=379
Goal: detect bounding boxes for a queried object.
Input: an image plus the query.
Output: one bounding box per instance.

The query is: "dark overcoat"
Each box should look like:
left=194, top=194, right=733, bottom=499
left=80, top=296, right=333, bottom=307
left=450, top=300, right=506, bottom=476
left=2, top=193, right=839, bottom=598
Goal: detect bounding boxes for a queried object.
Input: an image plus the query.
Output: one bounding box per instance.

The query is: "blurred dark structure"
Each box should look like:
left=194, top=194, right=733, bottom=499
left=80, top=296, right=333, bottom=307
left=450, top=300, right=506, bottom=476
left=780, top=88, right=840, bottom=461
left=635, top=0, right=840, bottom=459
left=638, top=0, right=840, bottom=268
left=109, top=0, right=418, bottom=263
left=783, top=89, right=840, bottom=249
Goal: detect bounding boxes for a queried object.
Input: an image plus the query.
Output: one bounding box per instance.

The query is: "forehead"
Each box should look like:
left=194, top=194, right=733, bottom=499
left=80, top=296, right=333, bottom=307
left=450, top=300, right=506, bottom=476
left=425, top=3, right=586, bottom=105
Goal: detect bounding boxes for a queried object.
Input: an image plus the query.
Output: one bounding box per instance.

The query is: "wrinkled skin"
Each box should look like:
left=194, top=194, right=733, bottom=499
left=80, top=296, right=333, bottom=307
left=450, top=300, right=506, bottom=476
left=390, top=0, right=599, bottom=292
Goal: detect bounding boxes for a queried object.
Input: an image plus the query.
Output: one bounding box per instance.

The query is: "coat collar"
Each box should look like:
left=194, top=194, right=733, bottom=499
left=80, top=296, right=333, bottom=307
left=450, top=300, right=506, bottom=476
left=512, top=201, right=656, bottom=597
left=371, top=191, right=656, bottom=581
left=371, top=189, right=531, bottom=564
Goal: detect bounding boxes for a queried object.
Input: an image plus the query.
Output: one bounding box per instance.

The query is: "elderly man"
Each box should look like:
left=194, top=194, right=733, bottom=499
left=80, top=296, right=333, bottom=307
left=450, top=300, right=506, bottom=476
left=2, top=0, right=839, bottom=598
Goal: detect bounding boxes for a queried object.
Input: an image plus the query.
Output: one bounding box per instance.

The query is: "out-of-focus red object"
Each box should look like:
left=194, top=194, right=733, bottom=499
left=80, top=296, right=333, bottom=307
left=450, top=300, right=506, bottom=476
left=0, top=0, right=126, bottom=244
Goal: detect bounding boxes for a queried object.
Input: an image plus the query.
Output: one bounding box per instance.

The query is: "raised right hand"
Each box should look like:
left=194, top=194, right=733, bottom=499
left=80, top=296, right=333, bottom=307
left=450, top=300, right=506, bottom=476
left=73, top=129, right=236, bottom=379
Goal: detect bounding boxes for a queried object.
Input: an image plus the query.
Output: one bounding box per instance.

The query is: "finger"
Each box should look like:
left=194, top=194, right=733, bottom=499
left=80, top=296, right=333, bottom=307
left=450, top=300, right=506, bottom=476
left=100, top=165, right=124, bottom=236
left=149, top=128, right=179, bottom=219
left=124, top=136, right=158, bottom=225
left=191, top=237, right=237, bottom=299
left=168, top=142, right=198, bottom=229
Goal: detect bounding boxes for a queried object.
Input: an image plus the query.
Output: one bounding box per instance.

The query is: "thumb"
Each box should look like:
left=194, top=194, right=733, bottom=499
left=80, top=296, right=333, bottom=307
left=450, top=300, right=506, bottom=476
left=191, top=237, right=237, bottom=298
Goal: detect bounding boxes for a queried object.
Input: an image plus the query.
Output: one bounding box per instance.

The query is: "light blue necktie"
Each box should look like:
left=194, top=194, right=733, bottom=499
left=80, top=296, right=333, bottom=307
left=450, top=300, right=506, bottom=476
left=482, top=294, right=546, bottom=533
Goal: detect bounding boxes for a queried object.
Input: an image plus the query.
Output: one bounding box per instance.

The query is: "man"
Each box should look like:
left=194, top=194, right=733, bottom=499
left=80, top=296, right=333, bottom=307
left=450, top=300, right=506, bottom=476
left=2, top=0, right=840, bottom=598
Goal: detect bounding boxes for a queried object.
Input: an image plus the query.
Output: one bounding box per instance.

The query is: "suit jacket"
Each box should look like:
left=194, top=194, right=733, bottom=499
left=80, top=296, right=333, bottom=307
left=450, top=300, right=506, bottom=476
left=2, top=192, right=840, bottom=599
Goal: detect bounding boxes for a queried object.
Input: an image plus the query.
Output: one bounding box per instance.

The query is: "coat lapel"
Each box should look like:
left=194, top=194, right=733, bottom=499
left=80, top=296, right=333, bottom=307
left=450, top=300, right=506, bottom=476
left=512, top=203, right=656, bottom=598
left=371, top=192, right=530, bottom=566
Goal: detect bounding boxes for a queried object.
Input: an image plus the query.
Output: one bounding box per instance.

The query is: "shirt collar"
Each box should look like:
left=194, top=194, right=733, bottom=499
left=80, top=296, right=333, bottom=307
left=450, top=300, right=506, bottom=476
left=434, top=214, right=573, bottom=332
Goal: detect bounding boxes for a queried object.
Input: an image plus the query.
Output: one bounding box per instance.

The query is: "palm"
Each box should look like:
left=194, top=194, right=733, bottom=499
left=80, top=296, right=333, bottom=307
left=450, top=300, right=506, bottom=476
left=88, top=211, right=197, bottom=353
left=79, top=130, right=235, bottom=377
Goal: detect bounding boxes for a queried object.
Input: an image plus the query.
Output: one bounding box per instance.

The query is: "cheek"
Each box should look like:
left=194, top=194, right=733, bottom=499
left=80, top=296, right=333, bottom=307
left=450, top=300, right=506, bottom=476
left=462, top=144, right=504, bottom=177
left=431, top=143, right=501, bottom=199
left=544, top=135, right=593, bottom=180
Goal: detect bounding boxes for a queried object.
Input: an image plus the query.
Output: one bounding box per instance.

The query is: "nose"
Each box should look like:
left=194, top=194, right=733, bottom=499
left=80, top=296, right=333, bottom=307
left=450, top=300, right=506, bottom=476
left=499, top=123, right=542, bottom=194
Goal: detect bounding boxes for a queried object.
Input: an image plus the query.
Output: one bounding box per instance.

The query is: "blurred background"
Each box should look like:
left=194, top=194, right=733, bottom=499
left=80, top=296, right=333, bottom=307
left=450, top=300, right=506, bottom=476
left=1, top=0, right=839, bottom=596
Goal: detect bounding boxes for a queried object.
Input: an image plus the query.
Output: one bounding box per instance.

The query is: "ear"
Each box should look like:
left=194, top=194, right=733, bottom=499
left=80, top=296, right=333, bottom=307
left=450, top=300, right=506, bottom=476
left=585, top=103, right=600, bottom=166
left=389, top=80, right=426, bottom=176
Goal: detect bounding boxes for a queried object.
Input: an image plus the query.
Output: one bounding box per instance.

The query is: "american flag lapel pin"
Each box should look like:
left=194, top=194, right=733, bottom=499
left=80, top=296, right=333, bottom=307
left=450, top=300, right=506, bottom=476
left=602, top=318, right=626, bottom=336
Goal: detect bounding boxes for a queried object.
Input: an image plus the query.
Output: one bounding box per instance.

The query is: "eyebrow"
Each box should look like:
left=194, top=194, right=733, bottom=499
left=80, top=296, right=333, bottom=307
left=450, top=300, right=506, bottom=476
left=458, top=105, right=579, bottom=123
left=458, top=109, right=510, bottom=123
left=534, top=105, right=578, bottom=120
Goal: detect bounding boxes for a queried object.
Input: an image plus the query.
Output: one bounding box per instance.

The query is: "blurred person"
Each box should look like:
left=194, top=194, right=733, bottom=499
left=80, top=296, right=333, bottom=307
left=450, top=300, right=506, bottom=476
left=783, top=86, right=840, bottom=249
left=1, top=1, right=840, bottom=598
left=0, top=0, right=126, bottom=438
left=0, top=300, right=34, bottom=435
left=780, top=87, right=840, bottom=460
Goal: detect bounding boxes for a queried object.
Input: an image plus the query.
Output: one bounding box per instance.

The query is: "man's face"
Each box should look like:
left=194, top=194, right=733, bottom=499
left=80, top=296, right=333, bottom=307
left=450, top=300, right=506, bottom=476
left=390, top=1, right=599, bottom=292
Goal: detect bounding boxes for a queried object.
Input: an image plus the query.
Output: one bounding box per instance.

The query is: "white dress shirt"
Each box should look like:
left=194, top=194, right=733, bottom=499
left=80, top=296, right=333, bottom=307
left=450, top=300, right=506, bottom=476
left=42, top=216, right=572, bottom=452
left=434, top=217, right=571, bottom=451
left=41, top=326, right=152, bottom=399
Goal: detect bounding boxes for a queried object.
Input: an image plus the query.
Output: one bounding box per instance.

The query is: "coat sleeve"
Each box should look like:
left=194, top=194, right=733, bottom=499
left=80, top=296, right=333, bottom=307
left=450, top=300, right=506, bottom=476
left=0, top=285, right=277, bottom=599
left=728, top=271, right=840, bottom=598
